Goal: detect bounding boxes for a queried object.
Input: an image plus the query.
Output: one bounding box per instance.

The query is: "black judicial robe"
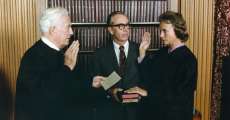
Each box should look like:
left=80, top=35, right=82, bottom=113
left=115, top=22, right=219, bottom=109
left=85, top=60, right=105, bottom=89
left=15, top=40, right=79, bottom=120
left=140, top=46, right=197, bottom=120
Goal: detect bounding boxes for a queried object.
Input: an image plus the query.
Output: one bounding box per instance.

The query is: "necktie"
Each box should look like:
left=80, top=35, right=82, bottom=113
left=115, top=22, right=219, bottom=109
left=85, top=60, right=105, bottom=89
left=119, top=46, right=126, bottom=76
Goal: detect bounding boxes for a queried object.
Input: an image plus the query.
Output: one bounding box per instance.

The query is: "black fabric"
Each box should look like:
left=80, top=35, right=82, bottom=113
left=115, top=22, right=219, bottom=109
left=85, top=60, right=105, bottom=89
left=139, top=46, right=197, bottom=120
left=15, top=40, right=85, bottom=120
left=91, top=41, right=140, bottom=120
left=221, top=55, right=230, bottom=120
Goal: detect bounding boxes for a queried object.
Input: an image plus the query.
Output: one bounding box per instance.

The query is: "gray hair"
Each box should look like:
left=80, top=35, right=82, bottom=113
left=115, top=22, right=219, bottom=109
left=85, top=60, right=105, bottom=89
left=39, top=7, right=69, bottom=32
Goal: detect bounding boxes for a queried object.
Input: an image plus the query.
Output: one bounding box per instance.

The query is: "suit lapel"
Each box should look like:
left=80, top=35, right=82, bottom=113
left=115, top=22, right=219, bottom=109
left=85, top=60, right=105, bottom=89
left=125, top=43, right=136, bottom=74
left=107, top=42, right=137, bottom=78
left=107, top=43, right=119, bottom=72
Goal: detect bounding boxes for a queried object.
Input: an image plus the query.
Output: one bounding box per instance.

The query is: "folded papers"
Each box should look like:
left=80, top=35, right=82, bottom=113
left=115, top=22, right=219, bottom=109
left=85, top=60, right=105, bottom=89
left=101, top=71, right=121, bottom=90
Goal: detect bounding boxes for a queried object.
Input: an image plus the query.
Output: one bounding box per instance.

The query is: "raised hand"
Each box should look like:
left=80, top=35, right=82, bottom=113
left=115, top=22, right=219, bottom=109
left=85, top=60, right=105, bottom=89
left=64, top=40, right=80, bottom=71
left=139, top=32, right=151, bottom=58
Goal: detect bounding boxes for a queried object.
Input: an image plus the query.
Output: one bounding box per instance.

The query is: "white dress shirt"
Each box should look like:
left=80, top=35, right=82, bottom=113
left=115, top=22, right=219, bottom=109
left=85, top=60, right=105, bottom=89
left=113, top=41, right=129, bottom=65
left=41, top=36, right=60, bottom=51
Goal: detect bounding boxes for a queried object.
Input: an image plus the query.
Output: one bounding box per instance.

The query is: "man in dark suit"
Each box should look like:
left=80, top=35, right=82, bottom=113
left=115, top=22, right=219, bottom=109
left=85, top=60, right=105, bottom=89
left=91, top=11, right=149, bottom=120
left=15, top=7, right=80, bottom=120
left=138, top=11, right=198, bottom=120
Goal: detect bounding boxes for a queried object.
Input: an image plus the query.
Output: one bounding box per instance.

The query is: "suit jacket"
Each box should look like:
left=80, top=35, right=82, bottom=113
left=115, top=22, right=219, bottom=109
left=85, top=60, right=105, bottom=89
left=91, top=41, right=140, bottom=120
left=140, top=46, right=197, bottom=120
left=15, top=40, right=77, bottom=120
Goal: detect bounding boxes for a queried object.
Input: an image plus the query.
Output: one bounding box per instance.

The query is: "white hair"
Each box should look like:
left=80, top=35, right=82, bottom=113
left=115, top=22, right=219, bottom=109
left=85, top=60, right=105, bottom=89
left=39, top=7, right=69, bottom=32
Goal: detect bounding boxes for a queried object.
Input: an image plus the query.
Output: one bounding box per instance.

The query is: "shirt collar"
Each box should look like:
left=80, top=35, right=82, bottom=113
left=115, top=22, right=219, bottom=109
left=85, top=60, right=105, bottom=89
left=169, top=43, right=185, bottom=53
left=41, top=36, right=60, bottom=51
left=113, top=41, right=129, bottom=56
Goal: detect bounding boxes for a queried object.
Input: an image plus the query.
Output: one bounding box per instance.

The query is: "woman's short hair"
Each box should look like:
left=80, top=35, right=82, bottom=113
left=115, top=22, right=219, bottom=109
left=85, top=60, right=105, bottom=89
left=39, top=7, right=69, bottom=32
left=159, top=11, right=189, bottom=42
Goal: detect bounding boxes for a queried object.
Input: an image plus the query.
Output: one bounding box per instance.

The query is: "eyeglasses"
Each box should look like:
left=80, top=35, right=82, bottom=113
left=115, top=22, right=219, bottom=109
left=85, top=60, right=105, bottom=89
left=109, top=23, right=130, bottom=30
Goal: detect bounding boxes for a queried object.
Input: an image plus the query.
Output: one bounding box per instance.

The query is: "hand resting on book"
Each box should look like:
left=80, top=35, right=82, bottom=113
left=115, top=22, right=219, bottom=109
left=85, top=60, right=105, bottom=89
left=124, top=86, right=148, bottom=97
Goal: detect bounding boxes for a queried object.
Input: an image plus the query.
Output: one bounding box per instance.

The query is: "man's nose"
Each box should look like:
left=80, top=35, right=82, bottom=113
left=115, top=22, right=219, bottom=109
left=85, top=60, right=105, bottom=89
left=69, top=28, right=73, bottom=35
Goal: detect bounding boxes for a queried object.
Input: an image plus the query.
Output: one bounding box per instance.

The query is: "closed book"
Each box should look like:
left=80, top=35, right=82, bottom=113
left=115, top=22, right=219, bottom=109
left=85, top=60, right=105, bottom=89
left=122, top=98, right=140, bottom=103
left=122, top=93, right=140, bottom=99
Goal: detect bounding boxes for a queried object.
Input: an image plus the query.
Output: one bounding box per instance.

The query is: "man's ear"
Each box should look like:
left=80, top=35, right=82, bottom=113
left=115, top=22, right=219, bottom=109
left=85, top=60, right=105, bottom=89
left=49, top=26, right=56, bottom=34
left=108, top=27, right=113, bottom=35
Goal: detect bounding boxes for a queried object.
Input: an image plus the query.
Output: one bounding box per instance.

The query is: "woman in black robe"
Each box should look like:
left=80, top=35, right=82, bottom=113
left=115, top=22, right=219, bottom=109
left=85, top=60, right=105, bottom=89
left=138, top=11, right=198, bottom=120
